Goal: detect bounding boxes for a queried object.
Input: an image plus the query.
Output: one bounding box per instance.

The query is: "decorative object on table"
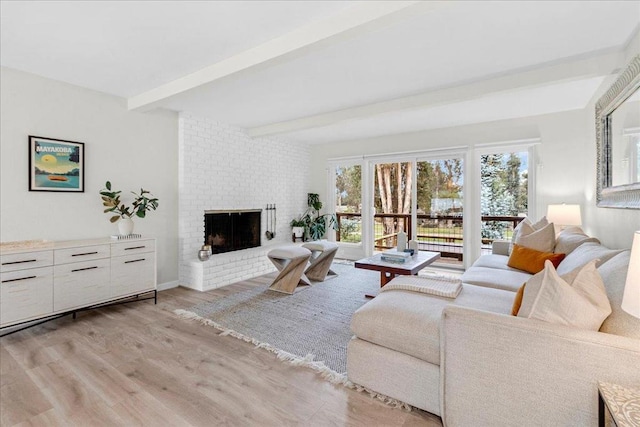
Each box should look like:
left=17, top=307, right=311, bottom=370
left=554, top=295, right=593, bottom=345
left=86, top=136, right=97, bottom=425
left=403, top=249, right=415, bottom=256
left=99, top=181, right=159, bottom=236
left=290, top=193, right=337, bottom=241
left=409, top=239, right=419, bottom=254
left=622, top=230, right=640, bottom=318
left=28, top=135, right=84, bottom=192
left=381, top=249, right=411, bottom=264
left=397, top=230, right=407, bottom=252
left=265, top=204, right=276, bottom=240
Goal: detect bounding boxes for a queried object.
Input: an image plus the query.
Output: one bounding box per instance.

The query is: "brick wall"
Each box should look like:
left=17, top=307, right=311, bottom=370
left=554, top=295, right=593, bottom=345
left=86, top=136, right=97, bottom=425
left=178, top=112, right=310, bottom=291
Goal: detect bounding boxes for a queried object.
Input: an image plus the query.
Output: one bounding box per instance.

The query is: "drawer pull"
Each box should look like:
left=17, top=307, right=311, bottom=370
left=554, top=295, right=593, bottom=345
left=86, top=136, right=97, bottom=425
left=2, top=259, right=37, bottom=265
left=124, top=246, right=146, bottom=250
left=72, top=251, right=99, bottom=257
left=124, top=258, right=145, bottom=264
left=2, top=275, right=37, bottom=283
left=71, top=266, right=99, bottom=273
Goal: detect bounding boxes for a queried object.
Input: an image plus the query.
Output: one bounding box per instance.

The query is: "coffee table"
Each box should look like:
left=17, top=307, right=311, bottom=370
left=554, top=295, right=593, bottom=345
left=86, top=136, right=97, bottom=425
left=355, top=251, right=440, bottom=297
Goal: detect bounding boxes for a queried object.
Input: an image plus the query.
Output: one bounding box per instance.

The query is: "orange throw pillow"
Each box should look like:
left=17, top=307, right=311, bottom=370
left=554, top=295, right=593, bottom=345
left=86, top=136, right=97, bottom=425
left=507, top=244, right=566, bottom=274
left=511, top=283, right=526, bottom=316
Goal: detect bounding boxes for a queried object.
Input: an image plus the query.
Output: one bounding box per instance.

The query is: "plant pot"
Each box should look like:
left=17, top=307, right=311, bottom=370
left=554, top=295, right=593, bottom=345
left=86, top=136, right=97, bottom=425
left=118, top=217, right=134, bottom=236
left=292, top=226, right=304, bottom=238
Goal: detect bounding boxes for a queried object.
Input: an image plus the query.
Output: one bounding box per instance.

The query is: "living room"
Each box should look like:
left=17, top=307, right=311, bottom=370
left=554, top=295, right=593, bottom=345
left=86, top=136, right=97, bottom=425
left=1, top=1, right=639, bottom=426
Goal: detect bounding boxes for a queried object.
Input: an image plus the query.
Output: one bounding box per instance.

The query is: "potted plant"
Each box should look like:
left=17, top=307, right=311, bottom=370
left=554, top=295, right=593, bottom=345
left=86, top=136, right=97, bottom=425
left=290, top=217, right=306, bottom=239
left=291, top=193, right=337, bottom=241
left=100, top=181, right=159, bottom=235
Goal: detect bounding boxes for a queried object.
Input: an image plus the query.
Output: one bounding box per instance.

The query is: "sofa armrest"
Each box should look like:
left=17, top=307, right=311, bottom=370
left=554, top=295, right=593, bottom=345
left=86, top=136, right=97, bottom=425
left=440, top=306, right=640, bottom=427
left=491, top=240, right=510, bottom=256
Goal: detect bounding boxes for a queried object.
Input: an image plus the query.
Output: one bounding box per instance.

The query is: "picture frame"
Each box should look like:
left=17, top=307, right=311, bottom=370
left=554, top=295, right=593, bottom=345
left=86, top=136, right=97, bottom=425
left=29, top=135, right=85, bottom=192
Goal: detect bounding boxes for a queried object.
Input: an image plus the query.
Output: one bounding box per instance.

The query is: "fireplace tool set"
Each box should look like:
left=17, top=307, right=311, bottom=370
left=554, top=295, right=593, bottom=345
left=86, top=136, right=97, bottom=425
left=265, top=204, right=276, bottom=240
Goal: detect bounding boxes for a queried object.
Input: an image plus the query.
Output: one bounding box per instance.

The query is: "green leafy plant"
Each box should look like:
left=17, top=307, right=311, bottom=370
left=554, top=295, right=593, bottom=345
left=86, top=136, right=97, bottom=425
left=100, top=181, right=159, bottom=223
left=291, top=193, right=337, bottom=240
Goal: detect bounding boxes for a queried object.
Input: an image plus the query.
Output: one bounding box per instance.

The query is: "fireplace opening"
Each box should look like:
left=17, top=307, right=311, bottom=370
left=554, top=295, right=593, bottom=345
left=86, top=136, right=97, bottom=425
left=204, top=210, right=261, bottom=254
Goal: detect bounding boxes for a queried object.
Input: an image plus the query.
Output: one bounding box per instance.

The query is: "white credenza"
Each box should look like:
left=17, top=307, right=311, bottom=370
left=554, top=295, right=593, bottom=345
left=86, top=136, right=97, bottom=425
left=0, top=237, right=156, bottom=329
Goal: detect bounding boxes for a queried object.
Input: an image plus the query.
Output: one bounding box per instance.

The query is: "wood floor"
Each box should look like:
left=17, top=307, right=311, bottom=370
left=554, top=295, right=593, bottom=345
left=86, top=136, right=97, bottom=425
left=0, top=278, right=443, bottom=427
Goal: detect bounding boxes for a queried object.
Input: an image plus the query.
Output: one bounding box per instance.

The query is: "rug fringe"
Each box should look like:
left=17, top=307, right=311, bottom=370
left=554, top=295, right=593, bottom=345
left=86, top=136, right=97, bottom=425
left=173, top=308, right=411, bottom=411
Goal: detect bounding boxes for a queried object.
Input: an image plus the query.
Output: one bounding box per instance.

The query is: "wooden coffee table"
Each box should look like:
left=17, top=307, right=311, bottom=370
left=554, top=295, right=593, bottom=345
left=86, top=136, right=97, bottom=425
left=355, top=251, right=441, bottom=297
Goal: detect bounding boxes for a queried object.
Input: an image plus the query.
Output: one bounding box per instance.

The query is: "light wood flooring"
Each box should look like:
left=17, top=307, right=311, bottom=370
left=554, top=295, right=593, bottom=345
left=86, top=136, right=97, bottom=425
left=1, top=277, right=443, bottom=427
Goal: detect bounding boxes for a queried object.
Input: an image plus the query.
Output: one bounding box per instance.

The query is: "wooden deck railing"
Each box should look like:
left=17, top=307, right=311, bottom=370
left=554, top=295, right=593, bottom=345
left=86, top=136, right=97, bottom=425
left=335, top=212, right=524, bottom=261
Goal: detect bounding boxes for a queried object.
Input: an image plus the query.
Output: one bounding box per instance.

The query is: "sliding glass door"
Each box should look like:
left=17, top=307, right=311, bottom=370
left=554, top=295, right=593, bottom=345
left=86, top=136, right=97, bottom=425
left=372, top=161, right=413, bottom=252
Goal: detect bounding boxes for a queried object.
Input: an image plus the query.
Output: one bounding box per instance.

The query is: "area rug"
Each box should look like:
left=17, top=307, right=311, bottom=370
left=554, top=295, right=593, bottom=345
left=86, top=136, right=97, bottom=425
left=175, top=262, right=378, bottom=374
left=174, top=262, right=420, bottom=409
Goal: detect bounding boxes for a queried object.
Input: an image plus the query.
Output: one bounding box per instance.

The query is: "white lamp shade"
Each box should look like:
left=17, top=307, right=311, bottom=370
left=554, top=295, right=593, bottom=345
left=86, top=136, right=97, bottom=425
left=546, top=204, right=582, bottom=227
left=622, top=231, right=640, bottom=318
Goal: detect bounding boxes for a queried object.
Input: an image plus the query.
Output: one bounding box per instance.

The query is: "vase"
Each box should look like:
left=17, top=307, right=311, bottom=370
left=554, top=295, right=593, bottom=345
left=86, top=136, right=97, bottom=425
left=292, top=227, right=304, bottom=238
left=118, top=217, right=134, bottom=236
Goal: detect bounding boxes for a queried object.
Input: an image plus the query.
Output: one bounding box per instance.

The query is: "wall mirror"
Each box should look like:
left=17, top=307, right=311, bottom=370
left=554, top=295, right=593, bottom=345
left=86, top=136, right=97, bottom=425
left=596, top=54, right=640, bottom=209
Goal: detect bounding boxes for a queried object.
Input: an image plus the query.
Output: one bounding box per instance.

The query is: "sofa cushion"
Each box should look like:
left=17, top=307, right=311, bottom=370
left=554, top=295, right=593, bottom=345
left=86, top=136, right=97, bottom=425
left=554, top=227, right=600, bottom=255
left=598, top=251, right=640, bottom=339
left=507, top=244, right=566, bottom=274
left=350, top=284, right=513, bottom=365
left=473, top=254, right=521, bottom=271
left=510, top=216, right=548, bottom=254
left=518, top=260, right=611, bottom=331
left=556, top=242, right=623, bottom=276
left=461, top=266, right=532, bottom=292
left=515, top=222, right=556, bottom=253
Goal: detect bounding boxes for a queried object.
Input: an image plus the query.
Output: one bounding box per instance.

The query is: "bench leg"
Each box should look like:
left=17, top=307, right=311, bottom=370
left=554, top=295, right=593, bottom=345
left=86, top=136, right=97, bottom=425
left=305, top=247, right=338, bottom=281
left=268, top=255, right=311, bottom=294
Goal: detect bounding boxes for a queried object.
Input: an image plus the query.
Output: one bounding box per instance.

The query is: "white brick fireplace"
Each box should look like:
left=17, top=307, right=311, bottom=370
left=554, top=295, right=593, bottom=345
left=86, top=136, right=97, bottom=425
left=178, top=113, right=310, bottom=291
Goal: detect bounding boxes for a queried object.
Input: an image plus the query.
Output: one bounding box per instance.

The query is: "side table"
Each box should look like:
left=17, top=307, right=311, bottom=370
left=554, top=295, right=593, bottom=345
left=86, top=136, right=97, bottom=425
left=598, top=381, right=640, bottom=427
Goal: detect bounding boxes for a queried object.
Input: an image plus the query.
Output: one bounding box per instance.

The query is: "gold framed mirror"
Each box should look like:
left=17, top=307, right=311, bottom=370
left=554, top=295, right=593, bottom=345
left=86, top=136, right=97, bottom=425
left=596, top=54, right=640, bottom=209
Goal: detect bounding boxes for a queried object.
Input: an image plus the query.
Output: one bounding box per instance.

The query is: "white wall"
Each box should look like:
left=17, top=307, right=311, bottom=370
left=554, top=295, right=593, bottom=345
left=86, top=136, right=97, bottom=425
left=310, top=108, right=640, bottom=251
left=0, top=67, right=179, bottom=286
left=178, top=113, right=310, bottom=291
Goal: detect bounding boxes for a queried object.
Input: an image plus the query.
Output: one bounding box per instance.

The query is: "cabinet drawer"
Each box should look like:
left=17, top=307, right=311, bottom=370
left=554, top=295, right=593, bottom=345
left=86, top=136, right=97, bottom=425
left=0, top=266, right=53, bottom=326
left=55, top=244, right=110, bottom=265
left=0, top=250, right=53, bottom=273
left=111, top=240, right=155, bottom=257
left=54, top=258, right=111, bottom=312
left=111, top=252, right=155, bottom=297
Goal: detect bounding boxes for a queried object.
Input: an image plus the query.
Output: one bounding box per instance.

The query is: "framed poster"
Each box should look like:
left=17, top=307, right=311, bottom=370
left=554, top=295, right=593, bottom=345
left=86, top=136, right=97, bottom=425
left=29, top=135, right=85, bottom=192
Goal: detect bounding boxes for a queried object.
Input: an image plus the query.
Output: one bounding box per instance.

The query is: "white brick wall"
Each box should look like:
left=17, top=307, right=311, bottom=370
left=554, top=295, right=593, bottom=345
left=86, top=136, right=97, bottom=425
left=178, top=113, right=310, bottom=291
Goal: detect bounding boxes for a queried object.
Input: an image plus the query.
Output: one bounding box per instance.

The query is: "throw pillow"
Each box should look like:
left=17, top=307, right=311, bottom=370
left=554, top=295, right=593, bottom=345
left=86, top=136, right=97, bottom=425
left=514, top=222, right=556, bottom=253
left=511, top=283, right=526, bottom=316
left=517, top=260, right=612, bottom=331
left=510, top=216, right=548, bottom=254
left=507, top=244, right=566, bottom=274
left=554, top=227, right=600, bottom=255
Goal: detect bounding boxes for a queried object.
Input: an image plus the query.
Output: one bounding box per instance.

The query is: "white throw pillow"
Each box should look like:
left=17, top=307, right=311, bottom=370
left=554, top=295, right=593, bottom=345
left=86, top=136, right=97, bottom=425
left=518, top=260, right=611, bottom=331
left=510, top=216, right=548, bottom=254
left=554, top=226, right=600, bottom=255
left=515, top=222, right=556, bottom=253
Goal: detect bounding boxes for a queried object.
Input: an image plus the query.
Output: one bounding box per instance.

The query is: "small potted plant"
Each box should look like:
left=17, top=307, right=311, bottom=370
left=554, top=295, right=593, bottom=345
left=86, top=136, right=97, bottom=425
left=290, top=217, right=306, bottom=239
left=100, top=181, right=159, bottom=235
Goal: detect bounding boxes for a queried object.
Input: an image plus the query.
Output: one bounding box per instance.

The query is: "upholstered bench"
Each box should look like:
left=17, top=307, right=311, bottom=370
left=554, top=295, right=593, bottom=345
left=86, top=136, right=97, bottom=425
left=267, top=245, right=312, bottom=294
left=302, top=240, right=339, bottom=281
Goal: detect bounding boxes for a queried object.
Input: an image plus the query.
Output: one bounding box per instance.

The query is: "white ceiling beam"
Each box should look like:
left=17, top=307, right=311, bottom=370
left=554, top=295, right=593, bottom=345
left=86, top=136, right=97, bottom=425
left=127, top=1, right=435, bottom=112
left=247, top=51, right=623, bottom=138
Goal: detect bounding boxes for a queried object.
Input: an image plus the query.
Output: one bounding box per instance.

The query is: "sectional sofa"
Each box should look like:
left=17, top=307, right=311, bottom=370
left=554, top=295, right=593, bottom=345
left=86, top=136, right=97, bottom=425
left=347, top=228, right=640, bottom=426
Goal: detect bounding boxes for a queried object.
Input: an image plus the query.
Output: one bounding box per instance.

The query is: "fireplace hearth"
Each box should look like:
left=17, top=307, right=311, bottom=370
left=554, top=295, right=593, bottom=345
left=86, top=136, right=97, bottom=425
left=204, top=210, right=261, bottom=254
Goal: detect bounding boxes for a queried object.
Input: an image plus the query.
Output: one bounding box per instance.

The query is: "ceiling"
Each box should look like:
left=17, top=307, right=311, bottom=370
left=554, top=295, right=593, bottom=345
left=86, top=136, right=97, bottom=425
left=2, top=1, right=639, bottom=144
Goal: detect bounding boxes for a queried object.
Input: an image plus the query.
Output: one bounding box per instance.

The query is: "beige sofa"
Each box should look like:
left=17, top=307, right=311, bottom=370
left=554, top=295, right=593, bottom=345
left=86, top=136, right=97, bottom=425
left=347, top=232, right=640, bottom=426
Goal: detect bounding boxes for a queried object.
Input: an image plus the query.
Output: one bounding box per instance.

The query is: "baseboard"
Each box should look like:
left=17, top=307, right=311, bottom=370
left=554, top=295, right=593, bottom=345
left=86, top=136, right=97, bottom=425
left=157, top=280, right=179, bottom=291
